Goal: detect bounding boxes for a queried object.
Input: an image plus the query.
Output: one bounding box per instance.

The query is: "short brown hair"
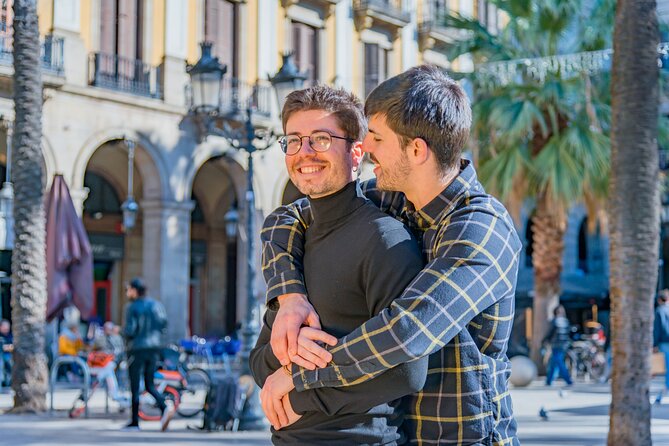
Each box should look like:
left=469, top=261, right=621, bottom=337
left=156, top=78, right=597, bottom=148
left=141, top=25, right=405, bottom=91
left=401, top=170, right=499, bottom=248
left=365, top=65, right=471, bottom=172
left=282, top=84, right=367, bottom=141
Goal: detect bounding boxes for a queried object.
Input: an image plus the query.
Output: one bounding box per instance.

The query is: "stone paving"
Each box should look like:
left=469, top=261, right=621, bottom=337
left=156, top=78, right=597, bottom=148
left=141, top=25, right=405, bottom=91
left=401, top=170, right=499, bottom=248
left=1, top=378, right=669, bottom=445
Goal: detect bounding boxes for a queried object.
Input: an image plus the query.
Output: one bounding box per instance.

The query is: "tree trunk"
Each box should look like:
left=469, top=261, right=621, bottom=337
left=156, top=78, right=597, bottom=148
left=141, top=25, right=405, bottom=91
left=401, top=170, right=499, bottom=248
left=608, top=1, right=658, bottom=445
left=9, top=0, right=47, bottom=413
left=530, top=192, right=565, bottom=370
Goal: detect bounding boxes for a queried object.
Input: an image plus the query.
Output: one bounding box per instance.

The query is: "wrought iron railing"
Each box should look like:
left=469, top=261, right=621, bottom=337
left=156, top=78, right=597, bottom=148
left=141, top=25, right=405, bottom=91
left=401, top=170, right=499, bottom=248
left=186, top=76, right=273, bottom=117
left=89, top=52, right=162, bottom=99
left=0, top=30, right=64, bottom=75
left=40, top=35, right=64, bottom=74
left=354, top=0, right=411, bottom=24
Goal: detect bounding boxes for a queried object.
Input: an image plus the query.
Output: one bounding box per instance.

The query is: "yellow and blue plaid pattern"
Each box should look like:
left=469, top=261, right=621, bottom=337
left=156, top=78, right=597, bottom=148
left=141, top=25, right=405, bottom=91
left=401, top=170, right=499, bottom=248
left=261, top=160, right=521, bottom=445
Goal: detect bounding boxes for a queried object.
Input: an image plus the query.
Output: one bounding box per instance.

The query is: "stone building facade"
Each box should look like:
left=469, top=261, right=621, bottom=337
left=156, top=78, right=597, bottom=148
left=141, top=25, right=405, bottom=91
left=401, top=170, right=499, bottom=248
left=0, top=0, right=494, bottom=341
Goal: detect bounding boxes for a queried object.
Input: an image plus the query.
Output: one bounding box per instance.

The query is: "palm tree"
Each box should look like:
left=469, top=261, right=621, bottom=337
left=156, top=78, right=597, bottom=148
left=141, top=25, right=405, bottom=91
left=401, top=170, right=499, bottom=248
left=607, top=1, right=658, bottom=444
left=445, top=0, right=613, bottom=366
left=9, top=0, right=47, bottom=413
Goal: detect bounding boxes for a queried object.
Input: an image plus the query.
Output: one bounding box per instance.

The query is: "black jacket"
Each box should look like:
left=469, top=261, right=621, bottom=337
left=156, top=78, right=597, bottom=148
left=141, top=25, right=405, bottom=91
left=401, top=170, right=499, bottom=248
left=123, top=296, right=167, bottom=352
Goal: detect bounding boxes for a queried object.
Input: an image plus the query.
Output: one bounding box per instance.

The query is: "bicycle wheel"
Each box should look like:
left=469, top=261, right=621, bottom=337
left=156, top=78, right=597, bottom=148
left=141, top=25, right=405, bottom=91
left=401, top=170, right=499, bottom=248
left=138, top=386, right=180, bottom=421
left=177, top=368, right=210, bottom=418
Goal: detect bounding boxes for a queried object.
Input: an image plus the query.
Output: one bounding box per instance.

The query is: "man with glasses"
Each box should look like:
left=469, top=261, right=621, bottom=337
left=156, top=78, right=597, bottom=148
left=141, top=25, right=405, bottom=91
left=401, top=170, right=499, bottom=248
left=249, top=84, right=428, bottom=444
left=261, top=66, right=521, bottom=445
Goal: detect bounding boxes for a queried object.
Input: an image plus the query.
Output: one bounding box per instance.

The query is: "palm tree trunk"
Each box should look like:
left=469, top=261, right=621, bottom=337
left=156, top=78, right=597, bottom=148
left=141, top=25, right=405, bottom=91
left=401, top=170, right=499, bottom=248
left=9, top=0, right=47, bottom=413
left=530, top=192, right=565, bottom=370
left=608, top=1, right=658, bottom=444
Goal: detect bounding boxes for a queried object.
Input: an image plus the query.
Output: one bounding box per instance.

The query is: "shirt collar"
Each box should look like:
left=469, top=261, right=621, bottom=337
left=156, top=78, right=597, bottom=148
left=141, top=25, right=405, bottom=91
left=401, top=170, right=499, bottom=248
left=411, top=159, right=477, bottom=228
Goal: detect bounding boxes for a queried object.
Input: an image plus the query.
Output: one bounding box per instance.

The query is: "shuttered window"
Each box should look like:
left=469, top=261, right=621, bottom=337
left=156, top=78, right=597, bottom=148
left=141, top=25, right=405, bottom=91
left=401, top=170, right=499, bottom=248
left=364, top=43, right=388, bottom=98
left=205, top=0, right=237, bottom=76
left=291, top=21, right=318, bottom=85
left=100, top=0, right=143, bottom=61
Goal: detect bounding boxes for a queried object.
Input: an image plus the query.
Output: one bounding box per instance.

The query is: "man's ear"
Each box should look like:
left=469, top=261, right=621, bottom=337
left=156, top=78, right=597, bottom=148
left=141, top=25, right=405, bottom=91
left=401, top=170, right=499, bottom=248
left=351, top=141, right=364, bottom=169
left=408, top=137, right=431, bottom=166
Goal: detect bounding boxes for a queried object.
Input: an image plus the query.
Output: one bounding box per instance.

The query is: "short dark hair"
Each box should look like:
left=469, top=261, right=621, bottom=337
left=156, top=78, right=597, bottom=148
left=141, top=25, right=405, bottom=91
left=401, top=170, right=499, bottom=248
left=282, top=84, right=367, bottom=141
left=129, top=277, right=147, bottom=296
left=365, top=65, right=472, bottom=172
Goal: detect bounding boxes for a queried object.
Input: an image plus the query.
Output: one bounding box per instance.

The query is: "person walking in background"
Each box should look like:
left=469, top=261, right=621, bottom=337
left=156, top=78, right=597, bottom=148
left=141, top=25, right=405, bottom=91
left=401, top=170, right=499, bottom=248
left=0, top=319, right=13, bottom=387
left=543, top=305, right=574, bottom=387
left=654, top=289, right=669, bottom=404
left=123, top=277, right=175, bottom=431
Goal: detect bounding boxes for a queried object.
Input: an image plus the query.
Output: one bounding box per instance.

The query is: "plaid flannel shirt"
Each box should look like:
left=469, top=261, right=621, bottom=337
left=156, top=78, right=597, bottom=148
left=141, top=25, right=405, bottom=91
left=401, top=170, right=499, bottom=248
left=261, top=160, right=521, bottom=445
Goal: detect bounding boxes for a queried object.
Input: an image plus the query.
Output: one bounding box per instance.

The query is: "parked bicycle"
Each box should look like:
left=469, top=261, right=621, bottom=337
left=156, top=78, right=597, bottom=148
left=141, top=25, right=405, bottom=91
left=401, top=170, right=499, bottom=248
left=138, top=349, right=211, bottom=420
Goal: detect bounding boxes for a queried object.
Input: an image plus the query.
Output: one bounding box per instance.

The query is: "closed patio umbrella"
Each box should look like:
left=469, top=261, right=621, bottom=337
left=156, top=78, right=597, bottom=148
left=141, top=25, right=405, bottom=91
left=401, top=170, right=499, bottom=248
left=45, top=174, right=93, bottom=322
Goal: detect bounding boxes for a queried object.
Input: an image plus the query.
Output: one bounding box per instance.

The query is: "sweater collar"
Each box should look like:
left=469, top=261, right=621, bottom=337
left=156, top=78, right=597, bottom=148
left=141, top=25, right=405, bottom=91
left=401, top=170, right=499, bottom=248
left=308, top=181, right=367, bottom=225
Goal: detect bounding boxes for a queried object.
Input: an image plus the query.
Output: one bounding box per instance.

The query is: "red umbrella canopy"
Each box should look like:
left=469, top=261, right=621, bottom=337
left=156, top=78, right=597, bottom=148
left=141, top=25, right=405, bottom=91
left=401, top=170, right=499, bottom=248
left=45, top=174, right=94, bottom=322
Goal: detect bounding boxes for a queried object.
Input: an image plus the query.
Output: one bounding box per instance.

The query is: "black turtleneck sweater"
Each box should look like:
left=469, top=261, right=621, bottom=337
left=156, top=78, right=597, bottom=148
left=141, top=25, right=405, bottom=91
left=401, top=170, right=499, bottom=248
left=250, top=181, right=427, bottom=445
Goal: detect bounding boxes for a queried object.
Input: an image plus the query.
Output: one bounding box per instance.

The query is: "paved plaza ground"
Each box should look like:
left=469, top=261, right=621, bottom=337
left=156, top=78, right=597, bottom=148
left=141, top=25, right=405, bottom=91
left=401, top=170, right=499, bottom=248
left=1, top=378, right=669, bottom=445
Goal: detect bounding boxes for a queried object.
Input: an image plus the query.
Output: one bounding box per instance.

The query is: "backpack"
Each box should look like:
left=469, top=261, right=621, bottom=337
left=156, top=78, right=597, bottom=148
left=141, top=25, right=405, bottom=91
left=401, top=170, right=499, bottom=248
left=200, top=374, right=246, bottom=431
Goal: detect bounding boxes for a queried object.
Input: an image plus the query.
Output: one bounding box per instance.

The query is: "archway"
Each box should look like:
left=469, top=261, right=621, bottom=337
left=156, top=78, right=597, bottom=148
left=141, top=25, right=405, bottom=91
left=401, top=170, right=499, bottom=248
left=81, top=139, right=150, bottom=325
left=190, top=155, right=244, bottom=337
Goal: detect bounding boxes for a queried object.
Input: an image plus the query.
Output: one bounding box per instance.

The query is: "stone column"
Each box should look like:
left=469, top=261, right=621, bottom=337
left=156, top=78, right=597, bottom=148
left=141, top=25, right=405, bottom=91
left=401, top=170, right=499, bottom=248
left=162, top=0, right=189, bottom=107
left=141, top=199, right=194, bottom=342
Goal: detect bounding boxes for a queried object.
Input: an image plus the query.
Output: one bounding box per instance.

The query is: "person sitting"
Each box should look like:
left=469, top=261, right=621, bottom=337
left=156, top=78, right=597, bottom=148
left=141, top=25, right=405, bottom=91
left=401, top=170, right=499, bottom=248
left=58, top=320, right=85, bottom=382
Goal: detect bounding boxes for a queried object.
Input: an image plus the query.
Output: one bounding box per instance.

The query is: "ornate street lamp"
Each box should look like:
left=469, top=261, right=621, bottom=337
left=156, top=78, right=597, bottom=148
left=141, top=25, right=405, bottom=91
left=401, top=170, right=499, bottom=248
left=187, top=45, right=306, bottom=430
left=186, top=42, right=226, bottom=115
left=120, top=138, right=138, bottom=232
left=269, top=53, right=308, bottom=110
left=224, top=205, right=239, bottom=240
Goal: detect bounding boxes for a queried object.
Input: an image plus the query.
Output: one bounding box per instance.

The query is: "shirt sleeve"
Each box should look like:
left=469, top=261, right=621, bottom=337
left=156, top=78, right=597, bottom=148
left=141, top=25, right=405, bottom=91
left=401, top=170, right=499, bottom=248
left=293, top=207, right=520, bottom=391
left=261, top=199, right=312, bottom=307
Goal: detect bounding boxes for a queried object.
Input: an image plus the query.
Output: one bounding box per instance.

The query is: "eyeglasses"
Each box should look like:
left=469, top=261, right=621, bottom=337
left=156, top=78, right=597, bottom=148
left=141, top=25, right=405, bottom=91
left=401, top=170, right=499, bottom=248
left=279, top=131, right=355, bottom=156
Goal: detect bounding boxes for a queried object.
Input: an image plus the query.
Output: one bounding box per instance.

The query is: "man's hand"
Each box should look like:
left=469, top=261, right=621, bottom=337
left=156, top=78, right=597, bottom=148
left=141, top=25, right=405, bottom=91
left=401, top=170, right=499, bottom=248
left=289, top=326, right=337, bottom=370
left=260, top=366, right=296, bottom=429
left=271, top=293, right=320, bottom=366
left=278, top=394, right=302, bottom=429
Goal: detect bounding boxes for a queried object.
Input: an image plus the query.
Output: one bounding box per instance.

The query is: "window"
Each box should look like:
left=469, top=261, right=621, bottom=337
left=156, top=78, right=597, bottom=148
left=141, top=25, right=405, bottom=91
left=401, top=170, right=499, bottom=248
left=205, top=0, right=238, bottom=76
left=433, top=0, right=448, bottom=22
left=291, top=21, right=319, bottom=85
left=364, top=43, right=389, bottom=98
left=100, top=0, right=143, bottom=61
left=477, top=0, right=498, bottom=32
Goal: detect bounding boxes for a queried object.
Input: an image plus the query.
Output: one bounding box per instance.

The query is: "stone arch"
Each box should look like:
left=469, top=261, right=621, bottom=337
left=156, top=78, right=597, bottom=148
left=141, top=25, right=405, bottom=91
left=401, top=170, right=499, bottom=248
left=71, top=128, right=170, bottom=201
left=41, top=135, right=58, bottom=186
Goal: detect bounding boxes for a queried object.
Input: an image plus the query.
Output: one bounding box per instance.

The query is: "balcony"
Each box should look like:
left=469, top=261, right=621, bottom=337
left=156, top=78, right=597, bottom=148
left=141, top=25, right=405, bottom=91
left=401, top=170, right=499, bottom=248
left=418, top=2, right=466, bottom=51
left=353, top=0, right=411, bottom=36
left=186, top=77, right=274, bottom=118
left=0, top=32, right=64, bottom=75
left=89, top=52, right=162, bottom=99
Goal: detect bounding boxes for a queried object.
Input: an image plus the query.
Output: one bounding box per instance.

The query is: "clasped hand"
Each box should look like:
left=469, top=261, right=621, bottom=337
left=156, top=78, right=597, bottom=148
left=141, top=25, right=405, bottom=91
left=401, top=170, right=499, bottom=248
left=270, top=293, right=338, bottom=369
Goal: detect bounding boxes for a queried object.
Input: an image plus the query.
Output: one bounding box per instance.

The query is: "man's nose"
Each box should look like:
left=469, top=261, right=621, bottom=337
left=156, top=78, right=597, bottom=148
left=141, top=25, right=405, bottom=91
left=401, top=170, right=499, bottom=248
left=299, top=136, right=316, bottom=155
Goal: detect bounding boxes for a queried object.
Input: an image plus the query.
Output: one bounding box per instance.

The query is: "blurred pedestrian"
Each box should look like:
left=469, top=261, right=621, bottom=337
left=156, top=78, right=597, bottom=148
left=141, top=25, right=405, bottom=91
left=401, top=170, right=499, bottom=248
left=0, top=319, right=12, bottom=387
left=58, top=319, right=85, bottom=382
left=654, top=289, right=669, bottom=404
left=122, top=277, right=174, bottom=431
left=543, top=305, right=573, bottom=386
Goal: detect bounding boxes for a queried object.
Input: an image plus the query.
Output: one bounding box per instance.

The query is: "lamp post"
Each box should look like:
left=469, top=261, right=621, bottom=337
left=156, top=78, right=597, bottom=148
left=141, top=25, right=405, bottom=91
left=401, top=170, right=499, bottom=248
left=120, top=137, right=138, bottom=232
left=187, top=42, right=306, bottom=430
